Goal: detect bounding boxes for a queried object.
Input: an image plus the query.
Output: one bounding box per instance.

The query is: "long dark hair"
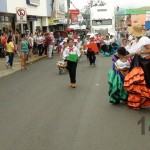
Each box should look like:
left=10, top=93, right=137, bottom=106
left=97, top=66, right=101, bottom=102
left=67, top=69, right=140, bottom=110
left=7, top=35, right=12, bottom=43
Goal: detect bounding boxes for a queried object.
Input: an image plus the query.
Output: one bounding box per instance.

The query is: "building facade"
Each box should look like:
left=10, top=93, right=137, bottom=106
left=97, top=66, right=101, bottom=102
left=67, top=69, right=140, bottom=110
left=49, top=0, right=67, bottom=31
left=0, top=0, right=53, bottom=33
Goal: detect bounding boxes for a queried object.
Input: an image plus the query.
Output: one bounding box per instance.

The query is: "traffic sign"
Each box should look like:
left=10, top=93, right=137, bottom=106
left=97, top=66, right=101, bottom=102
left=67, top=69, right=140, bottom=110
left=16, top=7, right=27, bottom=23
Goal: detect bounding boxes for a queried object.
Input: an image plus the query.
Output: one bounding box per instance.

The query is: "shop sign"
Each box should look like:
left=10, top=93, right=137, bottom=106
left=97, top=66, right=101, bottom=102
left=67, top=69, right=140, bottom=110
left=26, top=0, right=40, bottom=6
left=16, top=7, right=27, bottom=23
left=69, top=9, right=80, bottom=23
left=59, top=19, right=67, bottom=24
left=48, top=18, right=59, bottom=25
left=28, top=16, right=37, bottom=21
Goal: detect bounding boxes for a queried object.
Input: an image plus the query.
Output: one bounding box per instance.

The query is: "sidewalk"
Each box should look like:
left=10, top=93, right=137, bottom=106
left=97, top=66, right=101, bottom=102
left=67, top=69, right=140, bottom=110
left=0, top=55, right=47, bottom=78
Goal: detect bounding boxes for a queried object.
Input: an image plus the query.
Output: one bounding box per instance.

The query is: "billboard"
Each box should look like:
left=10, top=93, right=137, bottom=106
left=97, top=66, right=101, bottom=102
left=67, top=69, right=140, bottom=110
left=69, top=9, right=80, bottom=23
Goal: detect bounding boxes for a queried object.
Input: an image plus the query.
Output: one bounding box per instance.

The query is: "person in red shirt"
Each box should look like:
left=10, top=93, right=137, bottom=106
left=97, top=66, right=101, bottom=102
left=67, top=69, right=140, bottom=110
left=73, top=32, right=78, bottom=39
left=45, top=32, right=53, bottom=58
left=1, top=32, right=7, bottom=58
left=87, top=35, right=99, bottom=66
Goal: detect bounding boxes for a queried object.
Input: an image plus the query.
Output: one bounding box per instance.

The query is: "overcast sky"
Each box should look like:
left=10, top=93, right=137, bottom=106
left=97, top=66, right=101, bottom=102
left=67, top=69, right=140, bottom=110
left=70, top=0, right=150, bottom=10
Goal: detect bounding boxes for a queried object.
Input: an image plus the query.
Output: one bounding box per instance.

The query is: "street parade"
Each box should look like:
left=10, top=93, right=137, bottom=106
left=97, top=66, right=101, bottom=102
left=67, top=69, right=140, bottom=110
left=0, top=0, right=150, bottom=149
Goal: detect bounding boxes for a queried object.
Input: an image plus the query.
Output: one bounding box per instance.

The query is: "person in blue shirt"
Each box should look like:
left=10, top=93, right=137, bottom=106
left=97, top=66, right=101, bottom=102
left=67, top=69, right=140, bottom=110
left=20, top=34, right=29, bottom=70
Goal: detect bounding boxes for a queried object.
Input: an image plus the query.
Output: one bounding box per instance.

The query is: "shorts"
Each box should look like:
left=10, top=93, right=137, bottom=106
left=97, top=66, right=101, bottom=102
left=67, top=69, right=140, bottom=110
left=21, top=51, right=28, bottom=55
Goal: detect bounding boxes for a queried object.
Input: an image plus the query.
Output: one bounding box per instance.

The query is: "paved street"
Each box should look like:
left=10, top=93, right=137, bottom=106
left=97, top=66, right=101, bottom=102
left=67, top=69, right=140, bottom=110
left=0, top=54, right=150, bottom=150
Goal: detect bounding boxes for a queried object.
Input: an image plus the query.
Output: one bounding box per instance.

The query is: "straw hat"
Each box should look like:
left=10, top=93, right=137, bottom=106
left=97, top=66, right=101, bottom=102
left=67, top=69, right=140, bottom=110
left=128, top=23, right=146, bottom=37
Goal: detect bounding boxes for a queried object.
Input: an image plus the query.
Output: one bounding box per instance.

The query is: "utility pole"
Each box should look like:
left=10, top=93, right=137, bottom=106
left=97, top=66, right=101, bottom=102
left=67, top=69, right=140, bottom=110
left=67, top=0, right=70, bottom=27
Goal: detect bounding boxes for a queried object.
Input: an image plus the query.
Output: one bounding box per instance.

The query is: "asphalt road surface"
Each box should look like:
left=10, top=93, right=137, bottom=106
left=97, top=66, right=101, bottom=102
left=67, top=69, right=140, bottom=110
left=0, top=54, right=150, bottom=150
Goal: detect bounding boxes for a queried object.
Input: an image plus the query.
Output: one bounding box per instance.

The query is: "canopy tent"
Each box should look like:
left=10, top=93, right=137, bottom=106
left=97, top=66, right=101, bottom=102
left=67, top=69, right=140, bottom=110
left=116, top=7, right=150, bottom=15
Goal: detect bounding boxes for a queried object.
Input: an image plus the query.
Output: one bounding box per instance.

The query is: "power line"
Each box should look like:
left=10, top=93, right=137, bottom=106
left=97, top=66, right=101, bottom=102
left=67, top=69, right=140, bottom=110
left=70, top=0, right=78, bottom=10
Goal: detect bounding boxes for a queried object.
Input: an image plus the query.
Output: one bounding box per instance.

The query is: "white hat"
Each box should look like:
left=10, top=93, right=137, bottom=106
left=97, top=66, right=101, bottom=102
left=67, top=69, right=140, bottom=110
left=87, top=32, right=91, bottom=36
left=74, top=39, right=78, bottom=43
left=90, top=34, right=95, bottom=38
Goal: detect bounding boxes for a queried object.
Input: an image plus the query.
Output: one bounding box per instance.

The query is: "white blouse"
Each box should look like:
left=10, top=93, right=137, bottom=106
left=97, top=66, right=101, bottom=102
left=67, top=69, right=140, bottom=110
left=63, top=46, right=81, bottom=59
left=129, top=36, right=150, bottom=58
left=115, top=59, right=130, bottom=70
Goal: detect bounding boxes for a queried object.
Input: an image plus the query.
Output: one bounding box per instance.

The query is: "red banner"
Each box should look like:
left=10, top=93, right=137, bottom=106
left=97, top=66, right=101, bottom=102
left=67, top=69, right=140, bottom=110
left=69, top=9, right=79, bottom=23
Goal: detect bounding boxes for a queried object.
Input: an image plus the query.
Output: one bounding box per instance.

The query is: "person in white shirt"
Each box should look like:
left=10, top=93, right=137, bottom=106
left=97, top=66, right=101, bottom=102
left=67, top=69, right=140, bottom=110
left=77, top=36, right=82, bottom=49
left=123, top=23, right=150, bottom=110
left=74, top=39, right=78, bottom=47
left=60, top=39, right=68, bottom=60
left=36, top=33, right=43, bottom=56
left=63, top=38, right=80, bottom=88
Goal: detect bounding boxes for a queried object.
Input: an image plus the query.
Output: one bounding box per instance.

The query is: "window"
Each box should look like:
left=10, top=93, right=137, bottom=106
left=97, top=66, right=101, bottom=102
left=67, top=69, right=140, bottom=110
left=92, top=19, right=112, bottom=26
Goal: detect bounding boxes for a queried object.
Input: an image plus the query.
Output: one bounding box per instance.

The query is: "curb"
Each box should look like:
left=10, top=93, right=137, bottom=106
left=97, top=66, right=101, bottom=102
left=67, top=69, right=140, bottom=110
left=0, top=55, right=47, bottom=79
left=27, top=55, right=47, bottom=64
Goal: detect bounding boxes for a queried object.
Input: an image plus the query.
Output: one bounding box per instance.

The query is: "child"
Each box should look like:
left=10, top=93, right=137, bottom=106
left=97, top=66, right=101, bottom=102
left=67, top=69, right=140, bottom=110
left=20, top=34, right=29, bottom=70
left=115, top=47, right=130, bottom=72
left=108, top=47, right=130, bottom=104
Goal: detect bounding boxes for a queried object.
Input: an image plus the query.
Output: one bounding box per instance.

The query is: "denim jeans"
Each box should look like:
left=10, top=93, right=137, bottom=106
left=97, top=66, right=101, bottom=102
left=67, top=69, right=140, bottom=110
left=7, top=52, right=14, bottom=67
left=38, top=44, right=43, bottom=56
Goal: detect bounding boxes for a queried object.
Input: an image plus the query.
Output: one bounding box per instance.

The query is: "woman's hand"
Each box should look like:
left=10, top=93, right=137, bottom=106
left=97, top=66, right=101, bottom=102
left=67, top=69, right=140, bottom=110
left=115, top=67, right=120, bottom=71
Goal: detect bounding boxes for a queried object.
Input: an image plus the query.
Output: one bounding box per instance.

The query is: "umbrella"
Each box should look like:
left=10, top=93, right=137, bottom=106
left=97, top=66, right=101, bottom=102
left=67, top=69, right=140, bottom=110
left=54, top=31, right=68, bottom=39
left=66, top=28, right=74, bottom=32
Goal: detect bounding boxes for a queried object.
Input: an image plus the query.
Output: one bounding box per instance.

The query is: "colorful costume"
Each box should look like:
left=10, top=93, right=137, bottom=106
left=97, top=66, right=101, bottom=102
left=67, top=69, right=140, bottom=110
left=124, top=55, right=150, bottom=110
left=108, top=55, right=129, bottom=104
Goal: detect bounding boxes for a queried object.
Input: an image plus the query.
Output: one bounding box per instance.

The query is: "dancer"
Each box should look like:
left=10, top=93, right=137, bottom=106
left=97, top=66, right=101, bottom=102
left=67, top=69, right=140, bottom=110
left=124, top=23, right=150, bottom=110
left=108, top=47, right=130, bottom=104
left=63, top=38, right=80, bottom=88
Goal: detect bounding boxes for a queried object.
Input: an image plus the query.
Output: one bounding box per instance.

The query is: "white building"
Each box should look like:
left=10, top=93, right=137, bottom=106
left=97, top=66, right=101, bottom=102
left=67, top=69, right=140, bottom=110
left=0, top=0, right=53, bottom=33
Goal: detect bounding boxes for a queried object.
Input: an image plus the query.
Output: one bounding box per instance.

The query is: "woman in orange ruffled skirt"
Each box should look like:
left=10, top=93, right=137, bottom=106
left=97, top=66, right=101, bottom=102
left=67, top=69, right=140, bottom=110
left=124, top=23, right=150, bottom=110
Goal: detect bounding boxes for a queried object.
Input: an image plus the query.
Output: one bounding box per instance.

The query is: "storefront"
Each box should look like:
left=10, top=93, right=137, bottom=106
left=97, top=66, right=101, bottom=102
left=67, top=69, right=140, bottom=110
left=48, top=18, right=67, bottom=31
left=0, top=0, right=52, bottom=34
left=0, top=14, right=15, bottom=33
left=48, top=18, right=59, bottom=31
